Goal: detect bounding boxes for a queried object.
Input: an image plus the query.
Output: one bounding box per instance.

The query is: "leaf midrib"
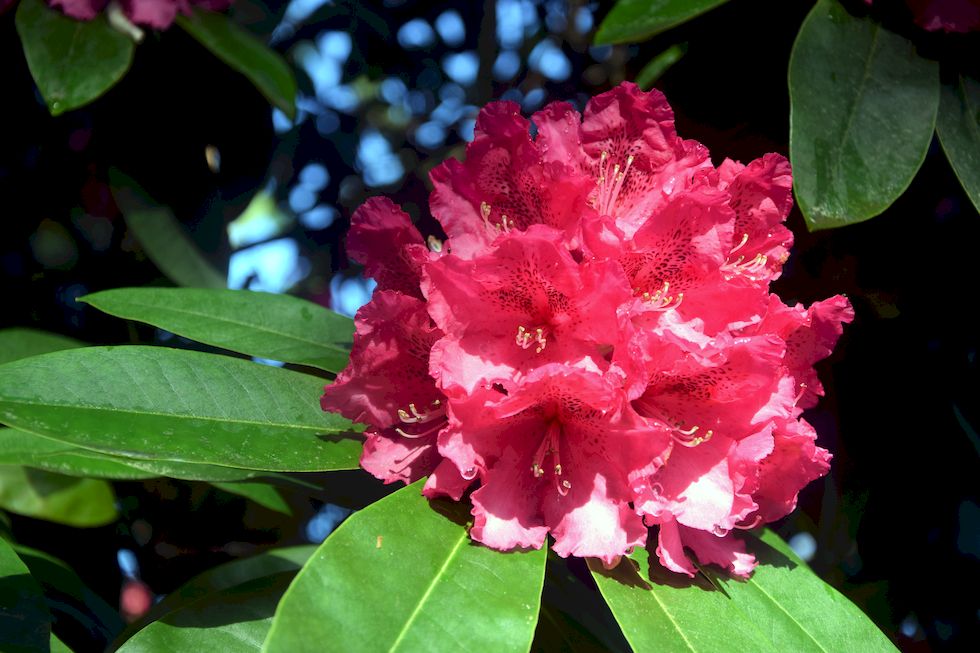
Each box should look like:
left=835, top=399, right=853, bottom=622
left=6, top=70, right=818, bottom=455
left=388, top=531, right=468, bottom=652
left=0, top=397, right=330, bottom=432
left=825, top=19, right=882, bottom=210
left=87, top=296, right=349, bottom=355
left=743, top=577, right=831, bottom=653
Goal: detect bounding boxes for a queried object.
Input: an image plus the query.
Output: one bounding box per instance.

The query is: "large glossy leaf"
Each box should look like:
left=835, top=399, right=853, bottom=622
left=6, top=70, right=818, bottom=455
left=15, top=0, right=134, bottom=115
left=937, top=74, right=980, bottom=213
left=117, top=572, right=293, bottom=653
left=264, top=481, right=546, bottom=653
left=0, top=429, right=156, bottom=480
left=81, top=288, right=353, bottom=373
left=592, top=530, right=897, bottom=652
left=16, top=545, right=123, bottom=648
left=789, top=0, right=939, bottom=230
left=0, top=466, right=117, bottom=527
left=176, top=9, right=297, bottom=119
left=111, top=172, right=226, bottom=289
left=0, top=328, right=84, bottom=366
left=0, top=536, right=51, bottom=653
left=594, top=0, right=729, bottom=45
left=709, top=530, right=897, bottom=652
left=590, top=546, right=777, bottom=652
left=0, top=346, right=360, bottom=472
left=0, top=428, right=274, bottom=481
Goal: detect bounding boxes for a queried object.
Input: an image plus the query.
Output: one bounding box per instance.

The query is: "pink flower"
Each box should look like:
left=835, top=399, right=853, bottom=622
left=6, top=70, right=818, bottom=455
left=46, top=0, right=232, bottom=29
left=323, top=82, right=852, bottom=576
left=908, top=0, right=980, bottom=32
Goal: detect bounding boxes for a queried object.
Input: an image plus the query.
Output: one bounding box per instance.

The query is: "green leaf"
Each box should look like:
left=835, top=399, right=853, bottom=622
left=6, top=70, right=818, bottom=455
left=789, top=0, right=939, bottom=230
left=212, top=482, right=291, bottom=515
left=594, top=0, right=729, bottom=45
left=708, top=530, right=898, bottom=652
left=0, top=346, right=361, bottom=472
left=16, top=545, right=123, bottom=646
left=50, top=633, right=72, bottom=653
left=135, top=546, right=314, bottom=630
left=118, top=572, right=293, bottom=653
left=590, top=546, right=777, bottom=652
left=176, top=9, right=297, bottom=120
left=0, top=537, right=51, bottom=653
left=81, top=288, right=353, bottom=373
left=0, top=428, right=278, bottom=482
left=263, top=481, right=546, bottom=653
left=937, top=74, right=980, bottom=213
left=0, top=328, right=85, bottom=366
left=0, top=428, right=156, bottom=480
left=591, top=530, right=897, bottom=652
left=111, top=171, right=226, bottom=289
left=635, top=43, right=687, bottom=90
left=0, top=466, right=117, bottom=527
left=15, top=0, right=135, bottom=116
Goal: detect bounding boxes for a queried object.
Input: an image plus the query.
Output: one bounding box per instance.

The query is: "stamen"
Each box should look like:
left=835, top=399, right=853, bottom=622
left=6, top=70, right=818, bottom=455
left=722, top=247, right=770, bottom=281
left=672, top=424, right=713, bottom=448
left=427, top=235, right=443, bottom=253
left=531, top=422, right=567, bottom=494
left=734, top=515, right=763, bottom=530
left=395, top=420, right=444, bottom=439
left=730, top=233, right=749, bottom=254
left=793, top=383, right=808, bottom=406
left=394, top=397, right=447, bottom=437
left=515, top=325, right=547, bottom=353
left=594, top=151, right=635, bottom=216
left=639, top=281, right=683, bottom=311
left=480, top=201, right=514, bottom=233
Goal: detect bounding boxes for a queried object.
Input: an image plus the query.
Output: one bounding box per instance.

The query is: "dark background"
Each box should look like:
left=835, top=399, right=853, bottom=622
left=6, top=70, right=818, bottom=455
left=1, top=0, right=978, bottom=650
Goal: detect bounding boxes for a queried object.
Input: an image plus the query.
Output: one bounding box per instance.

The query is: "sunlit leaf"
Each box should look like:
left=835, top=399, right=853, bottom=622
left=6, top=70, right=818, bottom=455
left=0, top=328, right=84, bottom=366
left=590, top=547, right=777, bottom=652
left=50, top=633, right=72, bottom=653
left=789, top=0, right=939, bottom=230
left=0, top=347, right=361, bottom=472
left=0, top=427, right=275, bottom=483
left=591, top=530, right=898, bottom=652
left=81, top=288, right=353, bottom=373
left=15, top=0, right=134, bottom=115
left=0, top=428, right=156, bottom=480
left=937, top=74, right=980, bottom=213
left=264, top=481, right=546, bottom=653
left=111, top=171, right=226, bottom=289
left=0, top=537, right=51, bottom=653
left=176, top=9, right=297, bottom=120
left=708, top=530, right=898, bottom=652
left=635, top=43, right=687, bottom=90
left=594, top=0, right=729, bottom=45
left=117, top=572, right=293, bottom=653
left=212, top=482, right=291, bottom=515
left=0, top=466, right=117, bottom=527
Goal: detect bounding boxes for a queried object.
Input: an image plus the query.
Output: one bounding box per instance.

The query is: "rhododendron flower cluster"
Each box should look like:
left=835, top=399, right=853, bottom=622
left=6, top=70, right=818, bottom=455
left=322, top=82, right=852, bottom=576
left=49, top=0, right=231, bottom=29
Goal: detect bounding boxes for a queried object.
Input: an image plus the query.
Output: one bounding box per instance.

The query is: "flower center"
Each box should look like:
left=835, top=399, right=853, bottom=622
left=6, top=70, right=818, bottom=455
left=635, top=280, right=684, bottom=311
left=515, top=325, right=548, bottom=353
left=594, top=151, right=635, bottom=217
left=721, top=233, right=768, bottom=280
left=480, top=202, right=514, bottom=234
left=531, top=421, right=572, bottom=496
left=394, top=400, right=447, bottom=439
